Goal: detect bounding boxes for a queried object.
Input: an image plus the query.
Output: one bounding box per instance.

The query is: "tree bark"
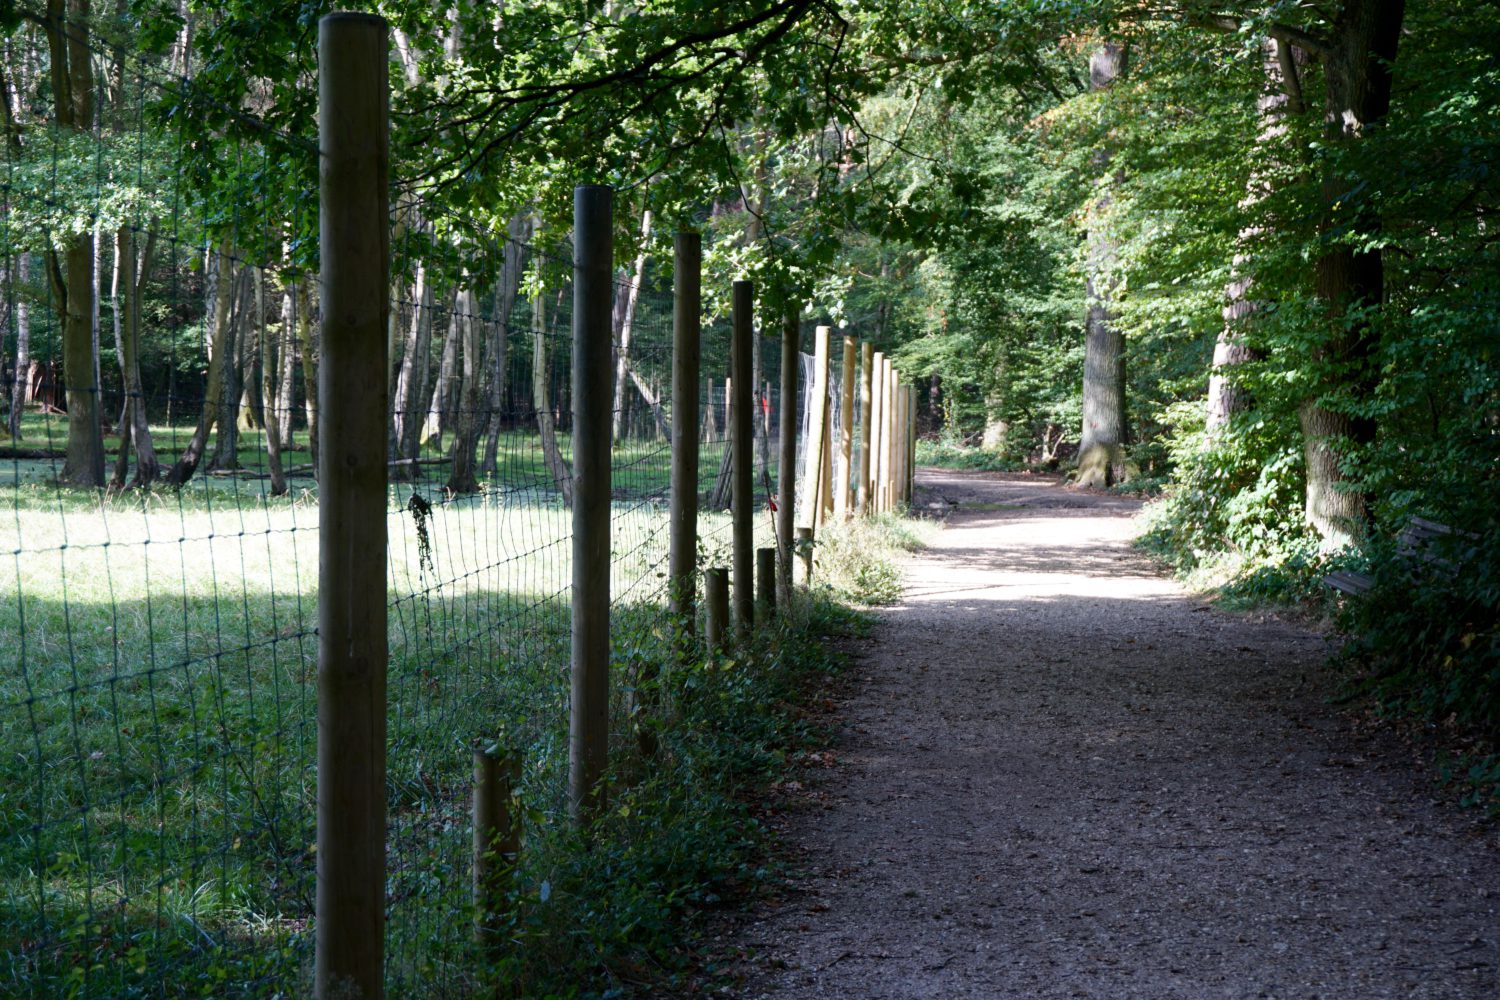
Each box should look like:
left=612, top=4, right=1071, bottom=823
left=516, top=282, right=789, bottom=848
left=446, top=287, right=485, bottom=493
left=533, top=269, right=572, bottom=505
left=1206, top=40, right=1307, bottom=434
left=255, top=267, right=287, bottom=495
left=479, top=218, right=526, bottom=476
left=110, top=226, right=158, bottom=487
left=165, top=239, right=235, bottom=485
left=1076, top=42, right=1129, bottom=489
left=610, top=209, right=652, bottom=442
left=391, top=255, right=433, bottom=475
left=8, top=254, right=30, bottom=440
left=295, top=279, right=318, bottom=473
left=1300, top=0, right=1405, bottom=546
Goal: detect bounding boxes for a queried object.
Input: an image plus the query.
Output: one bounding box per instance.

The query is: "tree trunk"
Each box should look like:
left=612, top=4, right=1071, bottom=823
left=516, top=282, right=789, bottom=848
left=209, top=267, right=250, bottom=470
left=610, top=210, right=653, bottom=442
left=1301, top=0, right=1405, bottom=546
left=276, top=293, right=297, bottom=451
left=532, top=268, right=572, bottom=505
left=295, top=279, right=317, bottom=473
left=392, top=263, right=437, bottom=477
left=480, top=219, right=526, bottom=476
left=8, top=254, right=30, bottom=440
left=421, top=310, right=458, bottom=450
left=446, top=288, right=485, bottom=493
left=1076, top=42, right=1129, bottom=489
left=255, top=267, right=287, bottom=495
left=165, top=238, right=235, bottom=485
left=110, top=226, right=158, bottom=487
left=1206, top=40, right=1307, bottom=435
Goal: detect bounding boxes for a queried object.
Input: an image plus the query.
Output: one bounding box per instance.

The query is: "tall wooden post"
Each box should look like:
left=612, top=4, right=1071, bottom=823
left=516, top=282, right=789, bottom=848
left=731, top=281, right=755, bottom=639
left=869, top=352, right=886, bottom=513
left=668, top=232, right=701, bottom=655
left=776, top=307, right=799, bottom=608
left=570, top=184, right=613, bottom=827
left=876, top=364, right=888, bottom=512
left=856, top=341, right=873, bottom=515
left=801, top=325, right=831, bottom=531
left=907, top=385, right=918, bottom=502
left=316, top=13, right=389, bottom=999
left=835, top=336, right=856, bottom=519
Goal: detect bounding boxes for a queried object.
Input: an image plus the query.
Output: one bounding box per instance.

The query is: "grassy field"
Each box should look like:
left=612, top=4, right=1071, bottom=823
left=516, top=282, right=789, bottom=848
left=1, top=414, right=790, bottom=997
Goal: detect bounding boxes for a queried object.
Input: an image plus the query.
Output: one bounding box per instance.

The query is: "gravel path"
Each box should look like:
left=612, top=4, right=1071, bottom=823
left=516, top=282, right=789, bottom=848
left=726, top=468, right=1500, bottom=999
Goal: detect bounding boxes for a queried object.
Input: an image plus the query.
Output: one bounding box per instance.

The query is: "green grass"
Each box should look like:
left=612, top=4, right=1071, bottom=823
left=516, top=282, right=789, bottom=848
left=0, top=420, right=820, bottom=997
left=913, top=437, right=1022, bottom=472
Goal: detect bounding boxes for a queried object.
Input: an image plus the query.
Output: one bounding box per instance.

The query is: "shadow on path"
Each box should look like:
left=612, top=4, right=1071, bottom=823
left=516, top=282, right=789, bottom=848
left=727, top=468, right=1500, bottom=1000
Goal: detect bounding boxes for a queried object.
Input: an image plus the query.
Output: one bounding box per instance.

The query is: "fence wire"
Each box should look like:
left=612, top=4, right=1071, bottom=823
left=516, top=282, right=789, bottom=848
left=0, top=11, right=847, bottom=998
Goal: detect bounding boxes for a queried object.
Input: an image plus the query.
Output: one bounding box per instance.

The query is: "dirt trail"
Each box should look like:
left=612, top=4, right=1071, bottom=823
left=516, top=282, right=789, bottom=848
left=727, top=468, right=1499, bottom=999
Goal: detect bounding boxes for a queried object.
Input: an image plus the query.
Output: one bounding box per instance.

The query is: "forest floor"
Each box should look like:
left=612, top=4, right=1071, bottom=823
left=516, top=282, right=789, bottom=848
left=715, top=468, right=1500, bottom=999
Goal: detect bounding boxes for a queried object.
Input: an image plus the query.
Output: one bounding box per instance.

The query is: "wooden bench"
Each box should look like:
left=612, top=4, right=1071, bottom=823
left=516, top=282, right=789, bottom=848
left=1324, top=516, right=1468, bottom=596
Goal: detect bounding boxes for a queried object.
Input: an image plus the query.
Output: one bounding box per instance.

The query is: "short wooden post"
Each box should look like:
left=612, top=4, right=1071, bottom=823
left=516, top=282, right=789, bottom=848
left=796, top=526, right=814, bottom=584
left=316, top=13, right=389, bottom=999
left=836, top=336, right=856, bottom=519
left=856, top=341, right=873, bottom=515
left=570, top=183, right=613, bottom=828
left=731, top=281, right=755, bottom=639
left=668, top=232, right=701, bottom=658
left=473, top=745, right=521, bottom=948
left=756, top=546, right=776, bottom=622
left=776, top=306, right=799, bottom=609
left=704, top=567, right=730, bottom=655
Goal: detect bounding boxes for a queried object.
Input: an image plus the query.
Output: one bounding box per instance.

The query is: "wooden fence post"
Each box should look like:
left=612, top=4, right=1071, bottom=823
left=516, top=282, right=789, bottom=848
left=570, top=183, right=613, bottom=828
left=731, top=281, right=755, bottom=639
left=907, top=385, right=918, bottom=502
left=801, top=325, right=830, bottom=532
left=857, top=341, right=873, bottom=515
left=796, top=526, right=814, bottom=584
left=868, top=350, right=885, bottom=514
left=757, top=546, right=776, bottom=622
left=776, top=306, right=799, bottom=609
left=836, top=336, right=856, bottom=519
left=316, top=13, right=389, bottom=999
left=668, top=232, right=701, bottom=658
left=473, top=745, right=521, bottom=948
left=705, top=567, right=729, bottom=655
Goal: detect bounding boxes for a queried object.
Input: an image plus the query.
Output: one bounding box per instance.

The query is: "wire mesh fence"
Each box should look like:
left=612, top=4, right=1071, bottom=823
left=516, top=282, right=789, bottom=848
left=0, top=10, right=887, bottom=998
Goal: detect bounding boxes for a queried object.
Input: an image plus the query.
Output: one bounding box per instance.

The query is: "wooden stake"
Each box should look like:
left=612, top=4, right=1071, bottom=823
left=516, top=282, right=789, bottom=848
left=473, top=745, right=521, bottom=949
left=856, top=341, right=873, bottom=516
left=801, top=325, right=831, bottom=531
left=836, top=336, right=855, bottom=519
left=731, top=281, right=755, bottom=639
left=570, top=183, right=613, bottom=828
left=776, top=307, right=799, bottom=609
left=757, top=546, right=776, bottom=622
left=668, top=232, right=701, bottom=657
left=705, top=567, right=729, bottom=655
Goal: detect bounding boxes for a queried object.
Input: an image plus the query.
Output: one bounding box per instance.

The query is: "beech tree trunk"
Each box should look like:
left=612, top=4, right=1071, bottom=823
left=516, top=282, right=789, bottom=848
left=446, top=288, right=486, bottom=493
left=1301, top=0, right=1405, bottom=546
left=9, top=254, right=31, bottom=440
left=479, top=219, right=525, bottom=476
left=110, top=226, right=158, bottom=487
left=610, top=209, right=652, bottom=443
left=166, top=239, right=235, bottom=485
left=1076, top=42, right=1129, bottom=489
left=533, top=276, right=572, bottom=505
left=255, top=267, right=287, bottom=495
left=1206, top=40, right=1307, bottom=435
left=294, top=279, right=317, bottom=473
